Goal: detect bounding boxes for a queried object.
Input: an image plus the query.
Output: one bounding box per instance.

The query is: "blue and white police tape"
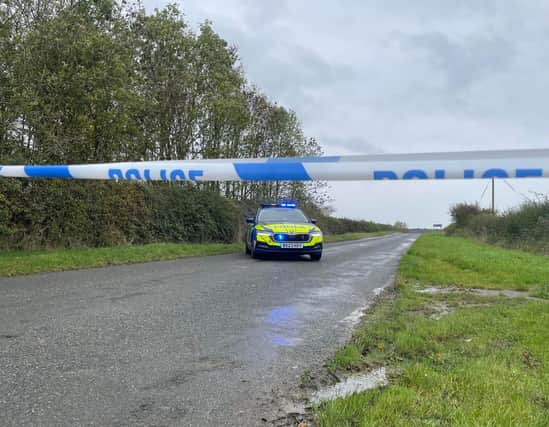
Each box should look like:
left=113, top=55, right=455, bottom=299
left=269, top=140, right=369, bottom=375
left=1, top=149, right=548, bottom=182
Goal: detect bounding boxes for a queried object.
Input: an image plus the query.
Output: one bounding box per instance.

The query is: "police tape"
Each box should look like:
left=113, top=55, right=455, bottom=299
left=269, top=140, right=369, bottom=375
left=1, top=149, right=548, bottom=182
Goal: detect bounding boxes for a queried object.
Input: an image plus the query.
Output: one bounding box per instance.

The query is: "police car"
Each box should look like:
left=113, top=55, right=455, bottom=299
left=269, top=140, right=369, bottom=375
left=245, top=201, right=323, bottom=261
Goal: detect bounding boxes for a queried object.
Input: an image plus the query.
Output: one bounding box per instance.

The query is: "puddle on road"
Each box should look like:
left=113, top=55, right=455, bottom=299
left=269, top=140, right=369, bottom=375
left=311, top=367, right=388, bottom=404
left=259, top=275, right=393, bottom=350
left=264, top=305, right=303, bottom=347
left=255, top=281, right=360, bottom=350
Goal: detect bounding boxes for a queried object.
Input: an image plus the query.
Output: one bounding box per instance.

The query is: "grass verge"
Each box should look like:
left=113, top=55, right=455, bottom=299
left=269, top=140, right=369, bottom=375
left=0, top=243, right=242, bottom=277
left=0, top=231, right=394, bottom=277
left=401, top=233, right=549, bottom=291
left=316, top=233, right=549, bottom=426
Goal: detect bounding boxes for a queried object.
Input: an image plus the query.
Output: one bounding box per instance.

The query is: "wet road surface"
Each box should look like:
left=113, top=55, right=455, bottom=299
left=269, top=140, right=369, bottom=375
left=0, top=233, right=418, bottom=426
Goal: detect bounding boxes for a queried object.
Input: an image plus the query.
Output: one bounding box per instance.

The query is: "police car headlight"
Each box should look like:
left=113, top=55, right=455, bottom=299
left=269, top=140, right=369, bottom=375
left=310, top=229, right=323, bottom=236
left=256, top=230, right=272, bottom=237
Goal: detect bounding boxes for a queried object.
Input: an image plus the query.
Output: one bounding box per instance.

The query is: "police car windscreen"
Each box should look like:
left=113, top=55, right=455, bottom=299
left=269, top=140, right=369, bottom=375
left=258, top=208, right=309, bottom=223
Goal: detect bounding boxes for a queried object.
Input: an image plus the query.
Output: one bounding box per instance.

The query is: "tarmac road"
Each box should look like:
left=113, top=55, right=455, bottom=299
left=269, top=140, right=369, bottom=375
left=0, top=233, right=418, bottom=426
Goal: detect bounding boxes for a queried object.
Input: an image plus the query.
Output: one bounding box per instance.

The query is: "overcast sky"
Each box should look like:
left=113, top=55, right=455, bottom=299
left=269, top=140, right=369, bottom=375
left=145, top=0, right=549, bottom=227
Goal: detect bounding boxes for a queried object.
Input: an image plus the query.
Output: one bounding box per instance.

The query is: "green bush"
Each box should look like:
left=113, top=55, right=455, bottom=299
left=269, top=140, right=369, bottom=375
left=450, top=202, right=490, bottom=227
left=447, top=200, right=549, bottom=254
left=144, top=184, right=239, bottom=244
left=0, top=179, right=239, bottom=249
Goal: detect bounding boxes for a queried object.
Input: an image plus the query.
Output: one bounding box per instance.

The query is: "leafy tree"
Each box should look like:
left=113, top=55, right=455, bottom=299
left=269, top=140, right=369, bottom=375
left=10, top=0, right=142, bottom=163
left=131, top=5, right=196, bottom=160
left=0, top=1, right=15, bottom=160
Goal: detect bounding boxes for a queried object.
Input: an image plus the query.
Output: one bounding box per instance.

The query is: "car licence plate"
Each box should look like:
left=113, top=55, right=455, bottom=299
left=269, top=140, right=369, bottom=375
left=281, top=242, right=304, bottom=249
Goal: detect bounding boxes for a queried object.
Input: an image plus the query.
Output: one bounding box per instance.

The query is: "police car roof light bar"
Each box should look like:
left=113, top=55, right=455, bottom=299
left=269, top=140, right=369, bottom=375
left=278, top=201, right=297, bottom=208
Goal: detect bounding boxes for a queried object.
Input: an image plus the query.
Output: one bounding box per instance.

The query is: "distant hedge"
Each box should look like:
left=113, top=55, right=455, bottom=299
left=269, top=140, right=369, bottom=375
left=446, top=201, right=549, bottom=254
left=313, top=213, right=395, bottom=235
left=0, top=179, right=240, bottom=250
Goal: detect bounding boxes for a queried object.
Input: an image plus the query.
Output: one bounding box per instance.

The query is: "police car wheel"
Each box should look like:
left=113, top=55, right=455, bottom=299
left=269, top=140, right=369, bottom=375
left=251, top=241, right=259, bottom=259
left=245, top=243, right=251, bottom=255
left=310, top=252, right=322, bottom=261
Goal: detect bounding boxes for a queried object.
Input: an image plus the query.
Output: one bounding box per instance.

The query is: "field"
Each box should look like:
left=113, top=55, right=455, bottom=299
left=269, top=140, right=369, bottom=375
left=316, top=233, right=549, bottom=426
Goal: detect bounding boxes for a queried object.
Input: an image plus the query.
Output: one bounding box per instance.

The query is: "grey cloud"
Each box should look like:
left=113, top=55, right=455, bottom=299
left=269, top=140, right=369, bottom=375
left=406, top=32, right=515, bottom=93
left=214, top=23, right=357, bottom=116
left=259, top=43, right=357, bottom=104
left=319, top=137, right=382, bottom=155
left=238, top=0, right=290, bottom=25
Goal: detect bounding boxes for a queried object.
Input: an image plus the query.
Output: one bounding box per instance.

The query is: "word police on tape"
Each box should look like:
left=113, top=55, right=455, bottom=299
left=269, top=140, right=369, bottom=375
left=1, top=149, right=548, bottom=182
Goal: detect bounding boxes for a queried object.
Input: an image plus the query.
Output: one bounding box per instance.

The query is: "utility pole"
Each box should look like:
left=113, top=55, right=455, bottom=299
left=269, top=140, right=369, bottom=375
left=491, top=177, right=495, bottom=214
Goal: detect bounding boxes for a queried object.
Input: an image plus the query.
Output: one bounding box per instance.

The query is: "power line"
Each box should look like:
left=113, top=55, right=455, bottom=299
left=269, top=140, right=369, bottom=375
left=478, top=181, right=490, bottom=204
left=503, top=179, right=531, bottom=201
left=528, top=190, right=547, bottom=201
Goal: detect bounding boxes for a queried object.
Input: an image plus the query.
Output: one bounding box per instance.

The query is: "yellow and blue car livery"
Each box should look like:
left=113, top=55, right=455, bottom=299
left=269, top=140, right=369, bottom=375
left=245, top=202, right=323, bottom=261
